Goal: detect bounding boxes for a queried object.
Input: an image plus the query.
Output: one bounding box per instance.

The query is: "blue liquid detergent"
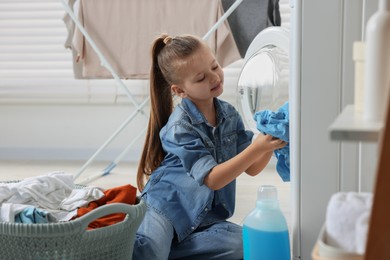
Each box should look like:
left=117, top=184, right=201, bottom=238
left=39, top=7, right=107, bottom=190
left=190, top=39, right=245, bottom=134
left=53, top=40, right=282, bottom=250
left=243, top=225, right=291, bottom=260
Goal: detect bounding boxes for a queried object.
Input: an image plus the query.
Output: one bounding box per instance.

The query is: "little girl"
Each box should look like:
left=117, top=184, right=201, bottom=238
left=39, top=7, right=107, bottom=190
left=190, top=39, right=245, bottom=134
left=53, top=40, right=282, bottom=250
left=133, top=34, right=286, bottom=260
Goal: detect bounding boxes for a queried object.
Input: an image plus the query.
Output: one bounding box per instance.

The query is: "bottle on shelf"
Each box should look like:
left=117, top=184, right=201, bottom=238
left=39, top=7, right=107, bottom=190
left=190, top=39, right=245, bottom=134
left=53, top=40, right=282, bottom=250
left=242, top=185, right=291, bottom=260
left=363, top=0, right=390, bottom=122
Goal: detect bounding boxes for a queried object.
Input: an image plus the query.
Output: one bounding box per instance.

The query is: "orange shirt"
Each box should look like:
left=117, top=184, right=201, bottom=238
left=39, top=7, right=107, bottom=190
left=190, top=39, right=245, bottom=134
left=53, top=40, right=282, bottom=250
left=75, top=184, right=137, bottom=229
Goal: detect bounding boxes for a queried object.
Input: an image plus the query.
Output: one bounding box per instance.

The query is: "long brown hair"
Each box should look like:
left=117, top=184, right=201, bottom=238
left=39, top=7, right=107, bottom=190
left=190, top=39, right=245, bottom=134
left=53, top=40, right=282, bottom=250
left=137, top=34, right=202, bottom=191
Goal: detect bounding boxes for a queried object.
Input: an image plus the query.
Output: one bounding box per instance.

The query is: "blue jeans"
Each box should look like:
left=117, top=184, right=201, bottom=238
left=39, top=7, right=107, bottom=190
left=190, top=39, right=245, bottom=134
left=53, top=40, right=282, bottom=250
left=132, top=207, right=243, bottom=260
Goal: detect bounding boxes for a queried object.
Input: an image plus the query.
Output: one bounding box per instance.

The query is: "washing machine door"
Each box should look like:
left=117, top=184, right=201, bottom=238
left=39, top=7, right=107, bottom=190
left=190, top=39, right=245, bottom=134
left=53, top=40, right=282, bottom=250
left=237, top=27, right=289, bottom=133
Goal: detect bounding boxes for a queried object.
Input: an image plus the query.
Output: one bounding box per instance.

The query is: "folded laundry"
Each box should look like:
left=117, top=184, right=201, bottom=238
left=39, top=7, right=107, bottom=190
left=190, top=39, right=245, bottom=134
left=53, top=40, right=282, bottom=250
left=325, top=192, right=372, bottom=254
left=253, top=102, right=290, bottom=181
left=355, top=211, right=370, bottom=255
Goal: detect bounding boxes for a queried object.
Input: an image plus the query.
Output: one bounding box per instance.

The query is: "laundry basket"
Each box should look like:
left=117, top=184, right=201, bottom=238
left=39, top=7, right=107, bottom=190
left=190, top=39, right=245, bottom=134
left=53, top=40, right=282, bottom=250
left=0, top=199, right=146, bottom=260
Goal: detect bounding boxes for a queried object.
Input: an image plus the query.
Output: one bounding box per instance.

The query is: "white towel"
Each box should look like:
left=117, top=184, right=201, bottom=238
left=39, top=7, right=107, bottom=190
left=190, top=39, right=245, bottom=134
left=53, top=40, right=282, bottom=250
left=325, top=192, right=372, bottom=253
left=355, top=210, right=370, bottom=255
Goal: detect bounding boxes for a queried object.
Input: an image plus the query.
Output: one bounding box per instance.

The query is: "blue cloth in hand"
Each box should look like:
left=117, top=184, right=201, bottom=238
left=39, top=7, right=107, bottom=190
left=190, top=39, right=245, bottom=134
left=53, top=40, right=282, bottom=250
left=253, top=102, right=290, bottom=182
left=15, top=207, right=50, bottom=224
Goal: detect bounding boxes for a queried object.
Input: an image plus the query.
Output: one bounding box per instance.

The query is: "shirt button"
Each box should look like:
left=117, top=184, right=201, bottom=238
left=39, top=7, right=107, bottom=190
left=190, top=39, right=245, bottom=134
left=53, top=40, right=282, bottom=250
left=204, top=208, right=208, bottom=212
left=191, top=227, right=195, bottom=230
left=223, top=203, right=226, bottom=207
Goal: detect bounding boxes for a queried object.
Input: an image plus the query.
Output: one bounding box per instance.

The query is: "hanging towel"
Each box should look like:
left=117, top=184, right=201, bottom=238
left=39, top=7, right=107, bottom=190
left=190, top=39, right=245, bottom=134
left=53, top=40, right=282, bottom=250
left=71, top=0, right=241, bottom=79
left=253, top=102, right=290, bottom=181
left=325, top=192, right=372, bottom=254
left=62, top=0, right=84, bottom=79
left=75, top=184, right=137, bottom=229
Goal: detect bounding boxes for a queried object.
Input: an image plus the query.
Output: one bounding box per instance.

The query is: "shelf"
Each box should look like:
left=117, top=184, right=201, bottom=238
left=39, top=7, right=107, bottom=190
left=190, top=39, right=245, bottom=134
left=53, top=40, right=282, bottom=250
left=329, top=104, right=384, bottom=142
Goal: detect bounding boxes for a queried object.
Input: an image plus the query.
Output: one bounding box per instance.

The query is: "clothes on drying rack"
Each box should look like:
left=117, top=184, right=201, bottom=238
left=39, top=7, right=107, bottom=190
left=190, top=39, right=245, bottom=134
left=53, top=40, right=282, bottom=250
left=253, top=102, right=290, bottom=181
left=63, top=0, right=85, bottom=79
left=221, top=0, right=281, bottom=57
left=67, top=0, right=241, bottom=79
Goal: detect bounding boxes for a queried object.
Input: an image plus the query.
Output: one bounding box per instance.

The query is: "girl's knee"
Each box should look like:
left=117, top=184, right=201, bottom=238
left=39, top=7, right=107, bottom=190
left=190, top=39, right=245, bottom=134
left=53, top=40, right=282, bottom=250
left=133, top=233, right=170, bottom=260
left=133, top=207, right=174, bottom=259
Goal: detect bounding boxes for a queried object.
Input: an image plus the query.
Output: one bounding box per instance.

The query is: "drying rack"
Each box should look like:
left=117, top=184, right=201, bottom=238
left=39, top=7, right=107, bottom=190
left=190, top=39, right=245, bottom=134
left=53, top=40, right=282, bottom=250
left=60, top=0, right=243, bottom=184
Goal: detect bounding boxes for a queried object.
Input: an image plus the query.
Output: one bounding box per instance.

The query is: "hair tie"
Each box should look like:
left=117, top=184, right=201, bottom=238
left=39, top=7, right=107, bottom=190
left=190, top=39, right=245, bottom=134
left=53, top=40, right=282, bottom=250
left=163, top=36, right=172, bottom=45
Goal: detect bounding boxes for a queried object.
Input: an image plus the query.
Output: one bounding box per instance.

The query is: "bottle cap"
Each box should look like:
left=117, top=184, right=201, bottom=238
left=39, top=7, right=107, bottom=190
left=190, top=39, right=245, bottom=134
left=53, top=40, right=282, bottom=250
left=257, top=185, right=278, bottom=202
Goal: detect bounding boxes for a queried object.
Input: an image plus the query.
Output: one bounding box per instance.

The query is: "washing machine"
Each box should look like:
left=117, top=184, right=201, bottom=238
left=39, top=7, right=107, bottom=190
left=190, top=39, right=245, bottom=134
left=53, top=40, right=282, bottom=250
left=237, top=26, right=289, bottom=134
left=236, top=26, right=302, bottom=259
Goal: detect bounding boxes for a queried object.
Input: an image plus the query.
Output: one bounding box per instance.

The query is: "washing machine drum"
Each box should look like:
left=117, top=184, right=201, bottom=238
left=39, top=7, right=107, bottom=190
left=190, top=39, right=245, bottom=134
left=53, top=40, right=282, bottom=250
left=237, top=27, right=289, bottom=133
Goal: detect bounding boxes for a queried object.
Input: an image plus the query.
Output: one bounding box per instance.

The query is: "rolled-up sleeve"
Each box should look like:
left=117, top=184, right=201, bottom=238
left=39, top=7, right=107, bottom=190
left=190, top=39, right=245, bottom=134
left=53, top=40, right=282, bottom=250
left=236, top=112, right=254, bottom=153
left=161, top=123, right=217, bottom=185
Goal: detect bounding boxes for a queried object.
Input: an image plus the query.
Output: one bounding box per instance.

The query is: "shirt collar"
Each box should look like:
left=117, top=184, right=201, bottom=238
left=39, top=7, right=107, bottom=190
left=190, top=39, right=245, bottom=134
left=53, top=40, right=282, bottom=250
left=181, top=98, right=228, bottom=125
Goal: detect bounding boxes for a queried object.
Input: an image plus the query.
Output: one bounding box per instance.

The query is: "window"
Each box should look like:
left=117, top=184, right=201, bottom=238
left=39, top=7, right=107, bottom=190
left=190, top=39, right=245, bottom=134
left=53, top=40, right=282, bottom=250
left=0, top=0, right=291, bottom=104
left=0, top=0, right=146, bottom=104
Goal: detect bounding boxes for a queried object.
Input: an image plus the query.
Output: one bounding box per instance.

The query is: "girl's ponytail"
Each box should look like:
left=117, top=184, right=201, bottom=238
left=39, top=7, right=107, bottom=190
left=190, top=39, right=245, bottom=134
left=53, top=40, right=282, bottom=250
left=137, top=34, right=201, bottom=191
left=137, top=35, right=173, bottom=191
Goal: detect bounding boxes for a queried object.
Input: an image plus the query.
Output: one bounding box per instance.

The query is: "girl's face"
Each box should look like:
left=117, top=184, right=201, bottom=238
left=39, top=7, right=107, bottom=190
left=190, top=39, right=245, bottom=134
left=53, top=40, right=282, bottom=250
left=171, top=44, right=224, bottom=106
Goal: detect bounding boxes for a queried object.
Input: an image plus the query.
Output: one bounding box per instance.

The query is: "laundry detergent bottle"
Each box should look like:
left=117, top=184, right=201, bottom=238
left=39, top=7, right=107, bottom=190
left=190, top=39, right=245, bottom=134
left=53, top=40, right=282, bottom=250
left=242, top=185, right=290, bottom=260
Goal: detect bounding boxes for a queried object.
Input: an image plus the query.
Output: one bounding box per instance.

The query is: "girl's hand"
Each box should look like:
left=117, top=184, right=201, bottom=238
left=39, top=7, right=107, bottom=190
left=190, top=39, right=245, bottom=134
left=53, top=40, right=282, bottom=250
left=252, top=133, right=287, bottom=152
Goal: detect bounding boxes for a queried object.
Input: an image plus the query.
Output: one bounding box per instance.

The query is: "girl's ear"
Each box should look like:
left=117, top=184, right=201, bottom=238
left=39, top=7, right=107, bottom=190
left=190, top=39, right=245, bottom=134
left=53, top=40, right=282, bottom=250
left=171, top=84, right=187, bottom=98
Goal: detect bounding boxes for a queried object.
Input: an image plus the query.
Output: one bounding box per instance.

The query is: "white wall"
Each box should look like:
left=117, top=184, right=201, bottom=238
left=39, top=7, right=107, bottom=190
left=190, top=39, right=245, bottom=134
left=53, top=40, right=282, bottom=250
left=0, top=62, right=242, bottom=162
left=296, top=0, right=379, bottom=259
left=0, top=103, right=148, bottom=161
left=297, top=1, right=345, bottom=257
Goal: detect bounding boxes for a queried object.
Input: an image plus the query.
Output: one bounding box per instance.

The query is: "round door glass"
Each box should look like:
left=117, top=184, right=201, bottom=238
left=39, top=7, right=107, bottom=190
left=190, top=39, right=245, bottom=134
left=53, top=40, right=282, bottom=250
left=237, top=45, right=289, bottom=133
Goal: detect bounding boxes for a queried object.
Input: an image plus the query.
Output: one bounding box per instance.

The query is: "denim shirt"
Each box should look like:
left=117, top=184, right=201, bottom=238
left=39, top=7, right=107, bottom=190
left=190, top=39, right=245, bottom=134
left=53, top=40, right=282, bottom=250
left=141, top=98, right=253, bottom=242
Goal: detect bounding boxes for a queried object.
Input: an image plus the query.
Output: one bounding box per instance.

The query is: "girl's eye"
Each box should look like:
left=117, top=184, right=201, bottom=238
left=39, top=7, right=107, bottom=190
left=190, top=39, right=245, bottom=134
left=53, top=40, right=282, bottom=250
left=197, top=76, right=205, bottom=82
left=212, top=65, right=219, bottom=70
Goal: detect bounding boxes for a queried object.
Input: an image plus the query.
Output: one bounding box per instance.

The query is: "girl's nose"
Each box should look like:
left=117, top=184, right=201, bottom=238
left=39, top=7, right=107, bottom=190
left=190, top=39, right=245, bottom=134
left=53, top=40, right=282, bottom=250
left=210, top=72, right=220, bottom=84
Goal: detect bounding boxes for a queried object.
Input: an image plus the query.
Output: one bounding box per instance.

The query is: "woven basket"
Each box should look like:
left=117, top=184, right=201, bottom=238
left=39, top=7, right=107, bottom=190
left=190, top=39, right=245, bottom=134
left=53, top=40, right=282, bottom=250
left=0, top=199, right=146, bottom=260
left=312, top=225, right=364, bottom=260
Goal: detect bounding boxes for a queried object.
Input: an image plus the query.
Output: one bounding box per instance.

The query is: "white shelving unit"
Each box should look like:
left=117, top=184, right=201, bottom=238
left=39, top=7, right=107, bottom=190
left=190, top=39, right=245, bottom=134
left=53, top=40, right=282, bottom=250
left=329, top=104, right=384, bottom=142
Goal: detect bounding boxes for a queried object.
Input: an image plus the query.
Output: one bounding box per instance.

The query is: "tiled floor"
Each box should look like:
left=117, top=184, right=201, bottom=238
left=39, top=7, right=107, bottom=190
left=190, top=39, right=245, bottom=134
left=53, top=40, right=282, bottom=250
left=0, top=159, right=291, bottom=227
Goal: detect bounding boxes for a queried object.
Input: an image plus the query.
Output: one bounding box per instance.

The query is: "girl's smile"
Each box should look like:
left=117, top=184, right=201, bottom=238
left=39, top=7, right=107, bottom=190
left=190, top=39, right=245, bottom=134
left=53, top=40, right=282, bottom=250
left=211, top=83, right=222, bottom=92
